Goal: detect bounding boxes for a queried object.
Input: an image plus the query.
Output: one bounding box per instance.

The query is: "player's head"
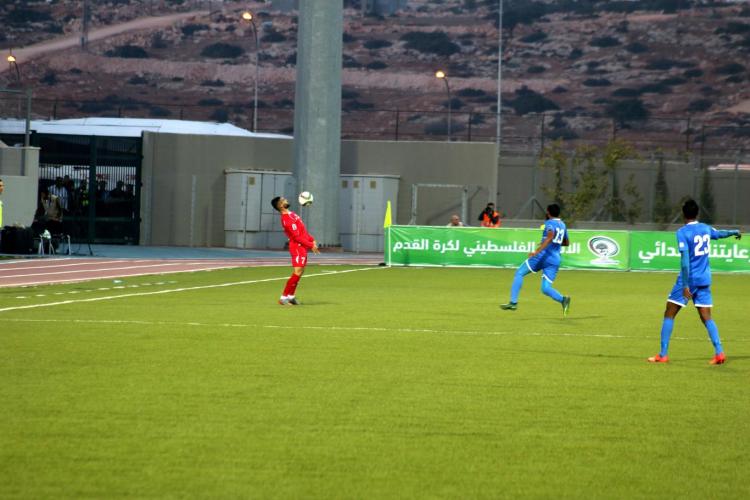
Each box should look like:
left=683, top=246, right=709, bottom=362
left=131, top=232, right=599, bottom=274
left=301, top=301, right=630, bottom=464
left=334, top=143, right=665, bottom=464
left=546, top=203, right=561, bottom=218
left=271, top=196, right=289, bottom=212
left=682, top=199, right=699, bottom=220
left=0, top=178, right=4, bottom=194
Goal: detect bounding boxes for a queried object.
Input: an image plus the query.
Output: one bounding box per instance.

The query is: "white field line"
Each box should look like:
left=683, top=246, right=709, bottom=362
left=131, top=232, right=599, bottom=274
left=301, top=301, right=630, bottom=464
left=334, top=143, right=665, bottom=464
left=0, top=267, right=379, bottom=312
left=0, top=261, right=232, bottom=278
left=3, top=317, right=746, bottom=343
left=0, top=260, right=127, bottom=271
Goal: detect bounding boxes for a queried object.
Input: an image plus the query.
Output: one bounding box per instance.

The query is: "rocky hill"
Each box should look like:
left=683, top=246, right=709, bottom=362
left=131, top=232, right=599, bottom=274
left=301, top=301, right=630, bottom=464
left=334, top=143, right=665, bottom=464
left=1, top=0, right=749, bottom=153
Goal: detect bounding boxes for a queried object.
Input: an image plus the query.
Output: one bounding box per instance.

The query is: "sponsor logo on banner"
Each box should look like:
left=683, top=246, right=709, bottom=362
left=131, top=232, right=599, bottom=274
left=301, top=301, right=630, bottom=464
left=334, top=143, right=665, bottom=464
left=587, top=236, right=620, bottom=265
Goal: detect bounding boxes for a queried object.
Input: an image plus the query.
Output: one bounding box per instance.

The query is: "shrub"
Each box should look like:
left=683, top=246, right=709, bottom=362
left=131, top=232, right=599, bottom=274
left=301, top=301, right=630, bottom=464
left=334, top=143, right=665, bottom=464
left=606, top=98, right=649, bottom=124
left=552, top=86, right=568, bottom=93
left=645, top=58, right=676, bottom=70
left=201, top=79, right=225, bottom=87
left=683, top=68, right=703, bottom=78
left=527, top=65, right=546, bottom=74
left=343, top=32, right=356, bottom=43
left=715, top=22, right=750, bottom=35
left=364, top=39, right=392, bottom=50
left=275, top=99, right=294, bottom=108
left=39, top=72, right=58, bottom=86
left=342, top=89, right=360, bottom=99
left=69, top=68, right=83, bottom=74
left=209, top=108, right=229, bottom=122
left=201, top=43, right=244, bottom=59
left=725, top=75, right=744, bottom=84
left=716, top=63, right=745, bottom=75
left=345, top=100, right=374, bottom=110
left=181, top=23, right=209, bottom=36
left=457, top=88, right=486, bottom=97
left=583, top=78, right=612, bottom=87
left=590, top=36, right=620, bottom=48
left=366, top=61, right=388, bottom=70
left=128, top=75, right=148, bottom=85
left=687, top=99, right=713, bottom=113
left=343, top=56, right=362, bottom=68
left=624, top=42, right=648, bottom=54
left=285, top=53, right=297, bottom=65
left=6, top=8, right=53, bottom=24
left=261, top=31, right=287, bottom=43
left=150, top=106, right=171, bottom=117
left=661, top=76, right=687, bottom=86
left=106, top=45, right=149, bottom=58
left=400, top=31, right=460, bottom=56
left=520, top=31, right=547, bottom=44
left=198, top=98, right=224, bottom=106
left=442, top=97, right=464, bottom=110
left=638, top=82, right=672, bottom=94
left=79, top=101, right=114, bottom=113
left=568, top=48, right=583, bottom=59
left=151, top=33, right=168, bottom=49
left=508, top=86, right=559, bottom=115
left=611, top=88, right=641, bottom=97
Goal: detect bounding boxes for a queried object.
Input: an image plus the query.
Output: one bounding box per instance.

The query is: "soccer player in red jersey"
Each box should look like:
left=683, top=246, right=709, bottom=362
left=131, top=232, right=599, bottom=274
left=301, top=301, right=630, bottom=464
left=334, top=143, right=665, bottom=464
left=271, top=195, right=319, bottom=305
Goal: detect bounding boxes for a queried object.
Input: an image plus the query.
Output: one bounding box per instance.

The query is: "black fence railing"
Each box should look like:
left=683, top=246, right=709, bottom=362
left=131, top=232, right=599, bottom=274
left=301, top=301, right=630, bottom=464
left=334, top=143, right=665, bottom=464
left=2, top=94, right=749, bottom=156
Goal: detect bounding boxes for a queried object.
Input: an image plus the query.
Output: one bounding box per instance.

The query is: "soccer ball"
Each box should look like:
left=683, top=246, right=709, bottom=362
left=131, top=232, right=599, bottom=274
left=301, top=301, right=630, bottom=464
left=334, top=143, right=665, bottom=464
left=298, top=191, right=314, bottom=206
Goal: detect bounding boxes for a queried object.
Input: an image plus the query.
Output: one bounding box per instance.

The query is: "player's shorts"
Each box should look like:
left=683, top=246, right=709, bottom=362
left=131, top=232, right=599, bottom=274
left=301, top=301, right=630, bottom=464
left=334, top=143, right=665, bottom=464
left=525, top=254, right=560, bottom=283
left=668, top=279, right=712, bottom=308
left=290, top=246, right=308, bottom=268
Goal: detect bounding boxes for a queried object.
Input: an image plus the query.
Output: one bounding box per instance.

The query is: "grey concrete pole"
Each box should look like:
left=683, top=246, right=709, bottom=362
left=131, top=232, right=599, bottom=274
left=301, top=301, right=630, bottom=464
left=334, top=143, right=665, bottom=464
left=292, top=0, right=343, bottom=248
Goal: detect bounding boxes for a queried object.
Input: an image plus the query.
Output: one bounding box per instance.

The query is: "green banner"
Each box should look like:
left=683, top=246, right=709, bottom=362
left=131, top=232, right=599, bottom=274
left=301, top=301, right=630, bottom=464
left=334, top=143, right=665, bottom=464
left=385, top=226, right=630, bottom=270
left=630, top=230, right=750, bottom=272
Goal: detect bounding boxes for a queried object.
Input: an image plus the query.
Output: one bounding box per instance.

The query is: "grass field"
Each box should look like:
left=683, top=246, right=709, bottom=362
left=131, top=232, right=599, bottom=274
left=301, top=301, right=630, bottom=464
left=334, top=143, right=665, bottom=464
left=1, top=265, right=749, bottom=499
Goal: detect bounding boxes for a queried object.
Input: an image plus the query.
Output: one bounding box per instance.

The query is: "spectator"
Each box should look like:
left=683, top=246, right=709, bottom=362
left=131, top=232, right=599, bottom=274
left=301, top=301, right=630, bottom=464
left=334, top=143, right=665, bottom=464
left=33, top=187, right=64, bottom=235
left=0, top=178, right=4, bottom=228
left=478, top=202, right=502, bottom=228
left=446, top=214, right=465, bottom=227
left=48, top=176, right=70, bottom=214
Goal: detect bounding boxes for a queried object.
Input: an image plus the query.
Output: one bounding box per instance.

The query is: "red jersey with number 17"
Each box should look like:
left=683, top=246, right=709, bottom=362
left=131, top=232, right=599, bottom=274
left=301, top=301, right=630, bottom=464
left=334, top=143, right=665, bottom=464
left=281, top=211, right=315, bottom=252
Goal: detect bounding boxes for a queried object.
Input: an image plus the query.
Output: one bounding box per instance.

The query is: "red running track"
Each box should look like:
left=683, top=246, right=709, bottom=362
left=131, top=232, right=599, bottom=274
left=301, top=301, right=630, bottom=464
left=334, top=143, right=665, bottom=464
left=0, top=257, right=382, bottom=288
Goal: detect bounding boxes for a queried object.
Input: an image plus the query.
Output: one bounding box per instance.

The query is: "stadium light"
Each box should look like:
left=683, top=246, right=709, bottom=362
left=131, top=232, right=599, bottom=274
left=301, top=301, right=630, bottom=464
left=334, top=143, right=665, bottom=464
left=241, top=11, right=260, bottom=132
left=435, top=70, right=452, bottom=141
left=6, top=51, right=21, bottom=85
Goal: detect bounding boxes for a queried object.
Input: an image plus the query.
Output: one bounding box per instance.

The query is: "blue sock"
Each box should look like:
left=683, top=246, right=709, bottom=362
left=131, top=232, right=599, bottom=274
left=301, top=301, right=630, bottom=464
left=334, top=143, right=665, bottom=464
left=705, top=319, right=723, bottom=355
left=659, top=318, right=674, bottom=357
left=510, top=265, right=531, bottom=303
left=541, top=279, right=563, bottom=303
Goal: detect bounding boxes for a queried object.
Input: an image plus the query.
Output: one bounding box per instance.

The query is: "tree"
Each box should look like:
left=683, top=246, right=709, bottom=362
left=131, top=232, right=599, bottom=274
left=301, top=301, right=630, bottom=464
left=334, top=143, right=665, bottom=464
left=699, top=167, right=715, bottom=224
left=653, top=153, right=672, bottom=225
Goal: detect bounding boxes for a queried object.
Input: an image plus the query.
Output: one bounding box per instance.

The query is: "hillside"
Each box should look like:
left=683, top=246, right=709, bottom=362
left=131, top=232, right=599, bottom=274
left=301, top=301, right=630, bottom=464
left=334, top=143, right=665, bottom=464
left=1, top=0, right=749, bottom=153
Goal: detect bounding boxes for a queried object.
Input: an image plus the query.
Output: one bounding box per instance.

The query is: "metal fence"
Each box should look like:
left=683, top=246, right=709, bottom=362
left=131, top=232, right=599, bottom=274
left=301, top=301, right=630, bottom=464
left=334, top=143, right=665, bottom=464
left=6, top=94, right=749, bottom=158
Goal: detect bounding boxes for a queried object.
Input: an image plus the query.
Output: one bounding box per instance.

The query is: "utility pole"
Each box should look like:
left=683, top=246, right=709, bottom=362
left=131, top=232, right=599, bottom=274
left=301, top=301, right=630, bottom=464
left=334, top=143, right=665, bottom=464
left=81, top=0, right=90, bottom=50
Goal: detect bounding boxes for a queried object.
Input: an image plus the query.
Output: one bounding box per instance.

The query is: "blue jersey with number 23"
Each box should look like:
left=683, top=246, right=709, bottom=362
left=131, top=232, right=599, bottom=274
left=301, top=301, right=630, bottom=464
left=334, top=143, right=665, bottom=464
left=539, top=218, right=568, bottom=264
left=676, top=221, right=720, bottom=287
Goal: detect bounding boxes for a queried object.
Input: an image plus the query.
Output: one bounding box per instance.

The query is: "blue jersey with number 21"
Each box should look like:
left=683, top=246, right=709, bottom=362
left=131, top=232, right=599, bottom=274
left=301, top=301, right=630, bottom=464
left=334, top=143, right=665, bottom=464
left=539, top=218, right=568, bottom=264
left=676, top=221, right=720, bottom=287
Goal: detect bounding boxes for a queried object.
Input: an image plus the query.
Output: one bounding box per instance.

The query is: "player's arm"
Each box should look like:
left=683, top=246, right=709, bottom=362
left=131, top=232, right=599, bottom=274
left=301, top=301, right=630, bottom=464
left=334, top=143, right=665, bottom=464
left=710, top=228, right=741, bottom=240
left=680, top=249, right=691, bottom=299
left=529, top=229, right=555, bottom=257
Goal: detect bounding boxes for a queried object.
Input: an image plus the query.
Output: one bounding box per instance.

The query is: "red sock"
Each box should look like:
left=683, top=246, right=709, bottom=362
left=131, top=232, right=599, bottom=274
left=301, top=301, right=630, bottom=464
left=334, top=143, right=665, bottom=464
left=283, top=274, right=300, bottom=296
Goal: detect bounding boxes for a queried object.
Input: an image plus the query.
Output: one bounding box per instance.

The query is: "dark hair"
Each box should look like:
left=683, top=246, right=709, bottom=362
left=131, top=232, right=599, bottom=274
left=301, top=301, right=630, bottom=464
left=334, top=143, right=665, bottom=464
left=547, top=203, right=561, bottom=217
left=271, top=196, right=281, bottom=212
left=682, top=199, right=699, bottom=219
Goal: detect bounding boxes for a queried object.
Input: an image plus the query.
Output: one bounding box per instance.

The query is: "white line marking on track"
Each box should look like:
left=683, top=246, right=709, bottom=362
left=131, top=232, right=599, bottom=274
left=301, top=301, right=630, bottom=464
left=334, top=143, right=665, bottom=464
left=3, top=317, right=747, bottom=343
left=0, top=261, right=232, bottom=279
left=0, top=260, right=123, bottom=271
left=0, top=267, right=380, bottom=313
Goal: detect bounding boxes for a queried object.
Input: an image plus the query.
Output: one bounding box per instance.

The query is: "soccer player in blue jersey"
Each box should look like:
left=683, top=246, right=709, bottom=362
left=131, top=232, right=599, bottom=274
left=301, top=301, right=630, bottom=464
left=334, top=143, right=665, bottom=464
left=648, top=199, right=741, bottom=365
left=501, top=203, right=571, bottom=315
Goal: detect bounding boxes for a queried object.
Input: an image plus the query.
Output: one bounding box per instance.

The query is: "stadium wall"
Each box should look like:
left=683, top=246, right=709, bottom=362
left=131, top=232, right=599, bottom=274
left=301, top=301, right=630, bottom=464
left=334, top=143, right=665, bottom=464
left=139, top=134, right=749, bottom=247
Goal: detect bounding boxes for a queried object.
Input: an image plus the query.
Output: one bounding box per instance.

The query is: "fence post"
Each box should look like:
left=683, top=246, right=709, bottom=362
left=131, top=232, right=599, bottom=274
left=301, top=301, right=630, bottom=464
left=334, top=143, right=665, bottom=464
left=395, top=109, right=399, bottom=141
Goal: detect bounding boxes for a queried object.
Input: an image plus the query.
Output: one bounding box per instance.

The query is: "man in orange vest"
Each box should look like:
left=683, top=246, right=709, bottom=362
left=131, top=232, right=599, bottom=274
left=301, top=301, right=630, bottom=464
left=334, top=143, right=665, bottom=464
left=478, top=202, right=501, bottom=228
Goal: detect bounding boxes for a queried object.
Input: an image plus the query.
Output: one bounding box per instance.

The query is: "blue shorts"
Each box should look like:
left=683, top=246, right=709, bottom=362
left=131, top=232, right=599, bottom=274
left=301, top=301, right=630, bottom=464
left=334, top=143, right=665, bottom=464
left=525, top=254, right=560, bottom=283
left=668, top=278, right=713, bottom=308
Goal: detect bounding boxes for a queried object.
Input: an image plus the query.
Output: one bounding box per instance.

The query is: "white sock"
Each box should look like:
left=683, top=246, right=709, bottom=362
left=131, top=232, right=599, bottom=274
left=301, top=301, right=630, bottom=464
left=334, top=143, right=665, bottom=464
left=280, top=295, right=288, bottom=300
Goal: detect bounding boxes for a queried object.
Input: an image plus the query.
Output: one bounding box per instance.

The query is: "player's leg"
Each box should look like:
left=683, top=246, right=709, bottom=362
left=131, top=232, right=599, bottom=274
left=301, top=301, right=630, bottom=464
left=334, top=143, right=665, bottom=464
left=280, top=251, right=307, bottom=305
left=694, top=287, right=724, bottom=364
left=648, top=280, right=685, bottom=362
left=501, top=260, right=535, bottom=310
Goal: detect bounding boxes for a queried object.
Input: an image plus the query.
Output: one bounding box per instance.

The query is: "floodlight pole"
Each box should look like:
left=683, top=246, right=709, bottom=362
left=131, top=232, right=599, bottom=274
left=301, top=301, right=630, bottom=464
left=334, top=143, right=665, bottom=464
left=242, top=12, right=260, bottom=132
left=493, top=0, right=503, bottom=206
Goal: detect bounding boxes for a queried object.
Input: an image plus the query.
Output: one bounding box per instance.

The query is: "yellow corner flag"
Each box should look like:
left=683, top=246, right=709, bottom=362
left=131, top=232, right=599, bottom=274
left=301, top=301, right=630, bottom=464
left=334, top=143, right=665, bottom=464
left=383, top=200, right=392, bottom=228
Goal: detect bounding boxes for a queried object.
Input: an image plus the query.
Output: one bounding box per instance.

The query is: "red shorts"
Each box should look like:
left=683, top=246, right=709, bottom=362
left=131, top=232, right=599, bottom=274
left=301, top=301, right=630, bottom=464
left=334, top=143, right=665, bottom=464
left=290, top=246, right=308, bottom=268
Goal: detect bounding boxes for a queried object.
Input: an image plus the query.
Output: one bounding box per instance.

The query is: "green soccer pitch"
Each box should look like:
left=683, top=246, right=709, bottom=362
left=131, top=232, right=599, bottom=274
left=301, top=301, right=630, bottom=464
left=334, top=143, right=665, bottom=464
left=1, top=265, right=748, bottom=498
